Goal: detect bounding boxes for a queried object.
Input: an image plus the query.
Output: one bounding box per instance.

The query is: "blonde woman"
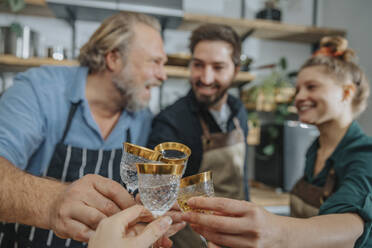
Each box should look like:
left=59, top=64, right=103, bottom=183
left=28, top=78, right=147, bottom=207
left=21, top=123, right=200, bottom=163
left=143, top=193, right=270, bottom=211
left=182, top=36, right=372, bottom=248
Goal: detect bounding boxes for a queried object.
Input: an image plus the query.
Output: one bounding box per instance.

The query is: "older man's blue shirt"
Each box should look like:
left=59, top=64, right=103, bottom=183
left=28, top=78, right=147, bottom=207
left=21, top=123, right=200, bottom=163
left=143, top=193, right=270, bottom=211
left=0, top=66, right=152, bottom=175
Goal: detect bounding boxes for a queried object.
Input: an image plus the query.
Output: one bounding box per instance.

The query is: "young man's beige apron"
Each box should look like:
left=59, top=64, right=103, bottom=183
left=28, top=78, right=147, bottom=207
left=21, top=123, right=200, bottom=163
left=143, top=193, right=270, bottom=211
left=172, top=117, right=246, bottom=248
left=290, top=168, right=336, bottom=218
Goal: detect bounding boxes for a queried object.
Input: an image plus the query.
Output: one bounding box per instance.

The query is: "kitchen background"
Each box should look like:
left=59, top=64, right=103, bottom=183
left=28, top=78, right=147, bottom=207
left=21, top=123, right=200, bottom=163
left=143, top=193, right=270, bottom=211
left=0, top=0, right=371, bottom=194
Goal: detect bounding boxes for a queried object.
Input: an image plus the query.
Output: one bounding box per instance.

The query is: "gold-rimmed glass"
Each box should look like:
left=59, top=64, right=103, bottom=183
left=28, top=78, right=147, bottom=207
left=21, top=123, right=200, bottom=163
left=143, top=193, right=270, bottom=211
left=136, top=163, right=184, bottom=217
left=178, top=171, right=214, bottom=248
left=177, top=171, right=215, bottom=213
left=154, top=142, right=191, bottom=175
left=120, top=143, right=162, bottom=194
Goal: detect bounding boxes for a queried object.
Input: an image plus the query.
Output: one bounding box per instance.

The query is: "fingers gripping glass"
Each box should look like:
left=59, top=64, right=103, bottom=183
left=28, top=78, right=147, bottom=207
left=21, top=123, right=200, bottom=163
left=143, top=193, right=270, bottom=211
left=177, top=171, right=215, bottom=213
left=120, top=142, right=162, bottom=194
left=178, top=171, right=215, bottom=248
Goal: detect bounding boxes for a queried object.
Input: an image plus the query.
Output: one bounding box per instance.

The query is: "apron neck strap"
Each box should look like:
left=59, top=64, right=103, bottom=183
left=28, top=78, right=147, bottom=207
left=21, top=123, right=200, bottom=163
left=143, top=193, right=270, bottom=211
left=323, top=168, right=336, bottom=199
left=61, top=101, right=82, bottom=143
left=232, top=117, right=241, bottom=130
left=199, top=116, right=242, bottom=139
left=198, top=114, right=211, bottom=139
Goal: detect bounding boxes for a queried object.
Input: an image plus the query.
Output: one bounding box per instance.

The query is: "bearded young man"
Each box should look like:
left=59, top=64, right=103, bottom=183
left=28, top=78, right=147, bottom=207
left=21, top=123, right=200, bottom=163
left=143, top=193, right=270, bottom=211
left=0, top=12, right=173, bottom=247
left=147, top=24, right=249, bottom=248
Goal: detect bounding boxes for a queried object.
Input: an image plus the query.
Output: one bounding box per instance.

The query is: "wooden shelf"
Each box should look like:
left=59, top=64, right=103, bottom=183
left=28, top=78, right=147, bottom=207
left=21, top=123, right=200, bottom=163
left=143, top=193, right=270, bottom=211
left=0, top=56, right=255, bottom=85
left=0, top=55, right=78, bottom=72
left=179, top=13, right=346, bottom=43
left=0, top=0, right=54, bottom=18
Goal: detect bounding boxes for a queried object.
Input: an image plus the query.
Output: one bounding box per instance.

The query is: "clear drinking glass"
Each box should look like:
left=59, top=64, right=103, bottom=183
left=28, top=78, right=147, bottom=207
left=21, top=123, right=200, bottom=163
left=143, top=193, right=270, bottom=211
left=177, top=171, right=215, bottom=213
left=120, top=143, right=162, bottom=194
left=136, top=163, right=184, bottom=217
left=154, top=142, right=191, bottom=175
left=177, top=171, right=215, bottom=248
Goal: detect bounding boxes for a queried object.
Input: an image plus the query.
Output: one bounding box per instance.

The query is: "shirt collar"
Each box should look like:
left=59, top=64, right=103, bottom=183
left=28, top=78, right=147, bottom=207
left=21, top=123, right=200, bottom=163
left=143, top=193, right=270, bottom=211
left=329, top=121, right=364, bottom=160
left=306, top=121, right=364, bottom=162
left=66, top=66, right=89, bottom=104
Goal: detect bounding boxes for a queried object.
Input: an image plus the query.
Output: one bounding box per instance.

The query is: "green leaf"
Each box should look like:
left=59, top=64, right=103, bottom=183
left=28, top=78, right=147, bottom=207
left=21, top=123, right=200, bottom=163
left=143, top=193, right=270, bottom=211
left=274, top=115, right=285, bottom=125
left=248, top=111, right=260, bottom=127
left=268, top=126, right=279, bottom=138
left=279, top=57, right=287, bottom=70
left=8, top=0, right=25, bottom=12
left=277, top=104, right=290, bottom=115
left=10, top=22, right=23, bottom=38
left=263, top=144, right=275, bottom=156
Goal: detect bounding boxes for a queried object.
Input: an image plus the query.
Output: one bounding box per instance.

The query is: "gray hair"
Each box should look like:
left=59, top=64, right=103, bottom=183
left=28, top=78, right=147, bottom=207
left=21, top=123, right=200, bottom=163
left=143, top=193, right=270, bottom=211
left=78, top=11, right=160, bottom=73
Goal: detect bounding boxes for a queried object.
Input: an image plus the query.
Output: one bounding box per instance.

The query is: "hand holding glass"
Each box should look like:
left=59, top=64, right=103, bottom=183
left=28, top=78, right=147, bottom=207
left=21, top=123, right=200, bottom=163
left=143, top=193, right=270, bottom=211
left=178, top=171, right=214, bottom=248
left=177, top=171, right=215, bottom=213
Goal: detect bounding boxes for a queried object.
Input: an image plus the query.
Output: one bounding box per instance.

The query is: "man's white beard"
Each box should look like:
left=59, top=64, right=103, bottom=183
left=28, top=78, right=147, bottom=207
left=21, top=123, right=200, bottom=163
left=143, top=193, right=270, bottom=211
left=112, top=72, right=148, bottom=112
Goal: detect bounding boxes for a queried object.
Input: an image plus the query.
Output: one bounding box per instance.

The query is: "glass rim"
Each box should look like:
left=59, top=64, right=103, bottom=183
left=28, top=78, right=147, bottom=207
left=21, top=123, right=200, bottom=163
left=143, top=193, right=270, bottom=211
left=136, top=163, right=184, bottom=175
left=159, top=156, right=187, bottom=165
left=154, top=142, right=192, bottom=157
left=124, top=142, right=162, bottom=161
left=180, top=171, right=212, bottom=188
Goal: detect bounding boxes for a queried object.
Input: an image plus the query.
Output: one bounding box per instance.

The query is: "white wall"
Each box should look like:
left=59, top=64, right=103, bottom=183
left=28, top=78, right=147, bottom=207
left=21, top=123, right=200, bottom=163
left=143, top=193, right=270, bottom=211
left=318, top=0, right=372, bottom=135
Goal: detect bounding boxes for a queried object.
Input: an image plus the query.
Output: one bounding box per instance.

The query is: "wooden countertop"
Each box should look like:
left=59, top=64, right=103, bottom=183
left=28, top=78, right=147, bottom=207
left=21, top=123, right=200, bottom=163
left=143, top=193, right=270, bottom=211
left=250, top=183, right=289, bottom=207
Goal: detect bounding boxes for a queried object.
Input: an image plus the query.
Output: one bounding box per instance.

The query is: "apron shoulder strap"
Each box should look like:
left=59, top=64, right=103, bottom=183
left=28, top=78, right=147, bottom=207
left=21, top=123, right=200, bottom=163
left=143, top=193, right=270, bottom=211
left=61, top=101, right=82, bottom=143
left=323, top=168, right=336, bottom=199
left=232, top=117, right=242, bottom=130
left=198, top=115, right=211, bottom=140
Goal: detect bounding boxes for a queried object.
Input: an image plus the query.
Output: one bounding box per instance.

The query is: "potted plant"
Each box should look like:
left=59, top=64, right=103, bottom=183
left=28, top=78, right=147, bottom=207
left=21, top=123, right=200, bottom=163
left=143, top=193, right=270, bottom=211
left=242, top=57, right=294, bottom=112
left=242, top=57, right=296, bottom=155
left=247, top=112, right=261, bottom=146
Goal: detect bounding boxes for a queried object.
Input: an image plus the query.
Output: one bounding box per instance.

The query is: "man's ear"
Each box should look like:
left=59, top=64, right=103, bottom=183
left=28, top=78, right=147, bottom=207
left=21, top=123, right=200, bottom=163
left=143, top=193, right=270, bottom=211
left=105, top=50, right=123, bottom=72
left=343, top=84, right=356, bottom=101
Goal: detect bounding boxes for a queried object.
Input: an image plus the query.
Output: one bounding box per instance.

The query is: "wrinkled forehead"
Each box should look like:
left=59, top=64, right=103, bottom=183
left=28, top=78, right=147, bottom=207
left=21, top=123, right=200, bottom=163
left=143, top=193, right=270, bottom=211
left=130, top=24, right=166, bottom=56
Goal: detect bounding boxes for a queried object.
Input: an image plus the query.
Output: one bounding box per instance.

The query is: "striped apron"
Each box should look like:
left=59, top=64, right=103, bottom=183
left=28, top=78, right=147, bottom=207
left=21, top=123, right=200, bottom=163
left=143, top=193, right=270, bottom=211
left=0, top=102, right=124, bottom=248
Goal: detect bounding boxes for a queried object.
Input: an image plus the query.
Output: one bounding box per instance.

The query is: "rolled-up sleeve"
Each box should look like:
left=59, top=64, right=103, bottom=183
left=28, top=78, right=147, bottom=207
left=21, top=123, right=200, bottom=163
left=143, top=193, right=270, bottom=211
left=320, top=157, right=372, bottom=247
left=0, top=75, right=45, bottom=169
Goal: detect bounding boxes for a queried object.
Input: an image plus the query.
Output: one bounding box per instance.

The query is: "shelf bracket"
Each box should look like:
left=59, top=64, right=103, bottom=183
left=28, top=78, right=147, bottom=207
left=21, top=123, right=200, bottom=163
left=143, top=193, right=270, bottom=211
left=241, top=0, right=246, bottom=19
left=241, top=28, right=255, bottom=43
left=311, top=0, right=320, bottom=53
left=64, top=6, right=77, bottom=58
